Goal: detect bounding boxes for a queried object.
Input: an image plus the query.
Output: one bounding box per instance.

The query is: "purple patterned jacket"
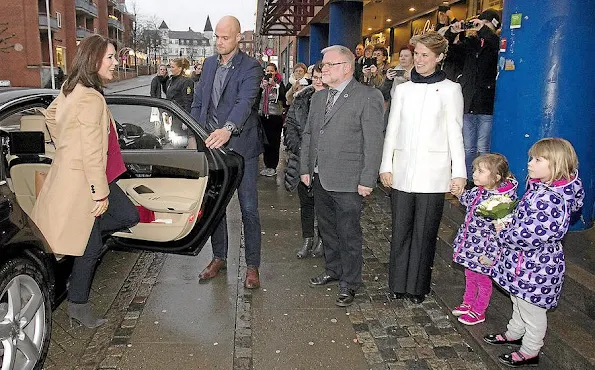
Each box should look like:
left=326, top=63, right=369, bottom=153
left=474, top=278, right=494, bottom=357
left=491, top=175, right=584, bottom=309
left=453, top=179, right=518, bottom=275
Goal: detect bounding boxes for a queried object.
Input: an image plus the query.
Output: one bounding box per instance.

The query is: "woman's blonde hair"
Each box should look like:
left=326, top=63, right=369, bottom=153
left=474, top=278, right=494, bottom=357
left=528, top=138, right=578, bottom=182
left=472, top=153, right=513, bottom=187
left=410, top=31, right=448, bottom=58
left=171, top=57, right=190, bottom=71
left=293, top=63, right=307, bottom=73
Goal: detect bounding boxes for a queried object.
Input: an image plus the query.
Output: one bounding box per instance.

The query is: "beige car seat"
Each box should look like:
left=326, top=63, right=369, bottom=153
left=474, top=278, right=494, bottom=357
left=9, top=115, right=54, bottom=217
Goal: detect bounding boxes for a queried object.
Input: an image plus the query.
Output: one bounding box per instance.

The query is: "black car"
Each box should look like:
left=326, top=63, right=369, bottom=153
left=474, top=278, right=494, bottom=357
left=0, top=89, right=243, bottom=370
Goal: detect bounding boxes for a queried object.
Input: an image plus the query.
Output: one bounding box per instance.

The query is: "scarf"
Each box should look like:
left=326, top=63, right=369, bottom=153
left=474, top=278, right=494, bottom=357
left=410, top=69, right=447, bottom=84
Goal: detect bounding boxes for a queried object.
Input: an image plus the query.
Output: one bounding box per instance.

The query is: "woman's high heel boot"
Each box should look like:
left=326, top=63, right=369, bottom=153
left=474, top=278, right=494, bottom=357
left=67, top=302, right=107, bottom=328
left=297, top=237, right=314, bottom=259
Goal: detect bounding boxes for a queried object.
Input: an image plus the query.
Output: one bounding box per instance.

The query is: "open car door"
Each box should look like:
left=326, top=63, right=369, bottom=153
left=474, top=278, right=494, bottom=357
left=105, top=95, right=243, bottom=255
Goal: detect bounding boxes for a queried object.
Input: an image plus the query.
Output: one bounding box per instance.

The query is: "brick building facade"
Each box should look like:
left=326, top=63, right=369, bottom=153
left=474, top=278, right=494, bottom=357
left=239, top=30, right=255, bottom=57
left=0, top=0, right=133, bottom=88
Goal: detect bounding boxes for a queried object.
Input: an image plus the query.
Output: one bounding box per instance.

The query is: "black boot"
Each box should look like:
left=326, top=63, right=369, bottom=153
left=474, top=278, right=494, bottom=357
left=311, top=238, right=324, bottom=258
left=297, top=237, right=314, bottom=259
left=67, top=302, right=107, bottom=328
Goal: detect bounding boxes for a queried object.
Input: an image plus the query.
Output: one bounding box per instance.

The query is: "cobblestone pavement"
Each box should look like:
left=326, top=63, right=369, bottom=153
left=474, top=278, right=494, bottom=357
left=43, top=250, right=165, bottom=370
left=347, top=188, right=487, bottom=370
left=43, top=191, right=489, bottom=370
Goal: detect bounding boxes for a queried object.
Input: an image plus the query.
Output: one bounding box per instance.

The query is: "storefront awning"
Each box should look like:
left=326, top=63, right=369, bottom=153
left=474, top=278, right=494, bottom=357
left=256, top=0, right=325, bottom=36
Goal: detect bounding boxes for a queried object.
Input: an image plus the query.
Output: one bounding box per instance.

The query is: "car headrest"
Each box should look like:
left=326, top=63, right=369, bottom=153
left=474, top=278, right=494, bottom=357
left=20, top=115, right=51, bottom=142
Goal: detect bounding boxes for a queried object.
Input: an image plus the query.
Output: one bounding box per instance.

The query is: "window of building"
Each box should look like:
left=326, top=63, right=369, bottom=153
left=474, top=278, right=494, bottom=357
left=56, top=11, right=62, bottom=28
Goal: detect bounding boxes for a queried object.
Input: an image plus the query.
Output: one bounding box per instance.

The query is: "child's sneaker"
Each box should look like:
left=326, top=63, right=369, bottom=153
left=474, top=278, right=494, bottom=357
left=458, top=311, right=485, bottom=325
left=451, top=303, right=471, bottom=317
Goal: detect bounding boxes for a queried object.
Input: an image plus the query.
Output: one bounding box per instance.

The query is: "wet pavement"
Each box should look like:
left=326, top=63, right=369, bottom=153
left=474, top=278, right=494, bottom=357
left=42, top=76, right=593, bottom=370
left=43, top=169, right=490, bottom=370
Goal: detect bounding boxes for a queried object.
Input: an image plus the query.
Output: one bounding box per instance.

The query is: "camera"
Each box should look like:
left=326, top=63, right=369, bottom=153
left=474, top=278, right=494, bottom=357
left=461, top=21, right=476, bottom=30
left=265, top=73, right=279, bottom=83
left=363, top=57, right=377, bottom=68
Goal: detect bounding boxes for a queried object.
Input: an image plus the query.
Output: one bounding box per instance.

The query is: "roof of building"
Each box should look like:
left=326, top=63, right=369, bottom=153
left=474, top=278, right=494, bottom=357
left=204, top=16, right=213, bottom=32
left=159, top=21, right=169, bottom=29
left=169, top=29, right=209, bottom=41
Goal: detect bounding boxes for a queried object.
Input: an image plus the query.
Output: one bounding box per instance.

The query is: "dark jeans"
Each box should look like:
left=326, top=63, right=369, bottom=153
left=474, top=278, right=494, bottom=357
left=210, top=156, right=262, bottom=267
left=463, top=113, right=493, bottom=178
left=313, top=175, right=363, bottom=290
left=68, top=182, right=139, bottom=303
left=260, top=114, right=283, bottom=169
left=297, top=182, right=315, bottom=238
left=388, top=190, right=444, bottom=296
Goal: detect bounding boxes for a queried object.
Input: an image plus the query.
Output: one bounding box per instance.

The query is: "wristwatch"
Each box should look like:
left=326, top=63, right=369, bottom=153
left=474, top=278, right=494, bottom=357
left=223, top=122, right=236, bottom=133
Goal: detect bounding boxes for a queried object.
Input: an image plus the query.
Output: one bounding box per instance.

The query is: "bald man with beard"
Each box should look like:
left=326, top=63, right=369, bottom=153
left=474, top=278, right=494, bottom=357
left=191, top=16, right=264, bottom=289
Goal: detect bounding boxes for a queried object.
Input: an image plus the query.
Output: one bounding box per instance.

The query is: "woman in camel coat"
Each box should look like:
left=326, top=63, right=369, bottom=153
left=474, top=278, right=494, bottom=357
left=32, top=34, right=139, bottom=328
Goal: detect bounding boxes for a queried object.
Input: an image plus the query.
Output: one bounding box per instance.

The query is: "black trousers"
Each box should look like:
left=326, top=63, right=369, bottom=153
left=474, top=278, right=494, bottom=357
left=260, top=114, right=284, bottom=169
left=313, top=175, right=363, bottom=290
left=297, top=182, right=315, bottom=238
left=68, top=182, right=140, bottom=303
left=388, top=190, right=445, bottom=296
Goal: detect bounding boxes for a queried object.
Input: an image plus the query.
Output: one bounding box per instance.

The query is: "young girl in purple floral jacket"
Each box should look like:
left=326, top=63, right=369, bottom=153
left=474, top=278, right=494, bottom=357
left=483, top=138, right=585, bottom=368
left=450, top=153, right=518, bottom=326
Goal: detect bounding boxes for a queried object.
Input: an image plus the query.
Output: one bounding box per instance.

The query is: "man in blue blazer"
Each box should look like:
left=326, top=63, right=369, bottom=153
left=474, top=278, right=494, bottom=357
left=191, top=16, right=264, bottom=289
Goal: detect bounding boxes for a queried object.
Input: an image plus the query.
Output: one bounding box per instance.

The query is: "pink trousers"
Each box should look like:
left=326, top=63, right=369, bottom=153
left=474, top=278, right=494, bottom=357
left=463, top=268, right=493, bottom=315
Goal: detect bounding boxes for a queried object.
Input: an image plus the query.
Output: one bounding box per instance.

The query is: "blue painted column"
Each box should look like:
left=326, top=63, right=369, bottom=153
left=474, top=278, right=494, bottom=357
left=297, top=36, right=310, bottom=64
left=308, top=23, right=329, bottom=65
left=329, top=1, right=363, bottom=50
left=492, top=0, right=595, bottom=229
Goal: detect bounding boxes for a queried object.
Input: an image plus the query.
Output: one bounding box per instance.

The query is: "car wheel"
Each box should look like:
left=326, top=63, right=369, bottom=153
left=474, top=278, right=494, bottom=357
left=0, top=258, right=52, bottom=370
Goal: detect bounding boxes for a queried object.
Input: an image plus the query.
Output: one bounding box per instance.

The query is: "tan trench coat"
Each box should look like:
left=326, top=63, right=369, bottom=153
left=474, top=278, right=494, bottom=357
left=32, top=84, right=113, bottom=256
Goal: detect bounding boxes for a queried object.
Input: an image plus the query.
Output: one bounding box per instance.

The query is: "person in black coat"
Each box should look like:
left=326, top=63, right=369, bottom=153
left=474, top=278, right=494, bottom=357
left=284, top=63, right=325, bottom=258
left=166, top=58, right=194, bottom=147
left=444, top=8, right=501, bottom=180
left=150, top=64, right=169, bottom=98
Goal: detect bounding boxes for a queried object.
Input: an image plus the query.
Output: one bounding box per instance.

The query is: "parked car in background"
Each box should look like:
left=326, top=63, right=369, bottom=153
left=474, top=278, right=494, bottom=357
left=0, top=88, right=244, bottom=370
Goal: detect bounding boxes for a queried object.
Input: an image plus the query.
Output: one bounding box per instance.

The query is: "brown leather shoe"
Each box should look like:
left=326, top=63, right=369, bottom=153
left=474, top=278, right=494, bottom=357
left=244, top=267, right=260, bottom=289
left=198, top=258, right=226, bottom=280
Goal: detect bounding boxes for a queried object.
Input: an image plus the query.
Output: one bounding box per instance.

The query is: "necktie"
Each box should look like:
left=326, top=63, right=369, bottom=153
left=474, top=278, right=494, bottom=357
left=325, top=89, right=338, bottom=119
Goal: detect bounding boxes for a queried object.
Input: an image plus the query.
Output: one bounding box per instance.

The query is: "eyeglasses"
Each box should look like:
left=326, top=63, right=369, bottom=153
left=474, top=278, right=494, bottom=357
left=312, top=76, right=323, bottom=80
left=320, top=61, right=348, bottom=68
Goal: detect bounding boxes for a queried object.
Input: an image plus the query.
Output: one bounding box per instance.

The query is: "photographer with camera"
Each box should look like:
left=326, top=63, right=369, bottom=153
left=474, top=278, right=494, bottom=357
left=380, top=45, right=414, bottom=101
left=258, top=62, right=287, bottom=177
left=362, top=45, right=389, bottom=89
left=444, top=8, right=501, bottom=182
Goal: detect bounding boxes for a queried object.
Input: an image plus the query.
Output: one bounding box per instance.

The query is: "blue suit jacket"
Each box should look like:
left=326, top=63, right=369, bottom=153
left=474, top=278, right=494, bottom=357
left=191, top=50, right=264, bottom=159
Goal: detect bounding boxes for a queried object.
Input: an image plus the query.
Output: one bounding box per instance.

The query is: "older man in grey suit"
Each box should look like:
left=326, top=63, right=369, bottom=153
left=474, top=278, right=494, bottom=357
left=300, top=45, right=385, bottom=307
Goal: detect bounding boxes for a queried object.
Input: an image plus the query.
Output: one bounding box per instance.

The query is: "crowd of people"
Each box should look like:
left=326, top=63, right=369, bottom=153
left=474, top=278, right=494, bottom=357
left=33, top=9, right=586, bottom=369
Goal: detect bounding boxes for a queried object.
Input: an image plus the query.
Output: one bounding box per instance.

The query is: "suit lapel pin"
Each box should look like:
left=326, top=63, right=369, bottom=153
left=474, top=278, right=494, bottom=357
left=344, top=93, right=348, bottom=98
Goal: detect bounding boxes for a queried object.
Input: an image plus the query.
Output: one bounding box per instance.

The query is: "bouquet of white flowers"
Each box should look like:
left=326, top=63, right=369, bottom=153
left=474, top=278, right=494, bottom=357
left=475, top=194, right=518, bottom=227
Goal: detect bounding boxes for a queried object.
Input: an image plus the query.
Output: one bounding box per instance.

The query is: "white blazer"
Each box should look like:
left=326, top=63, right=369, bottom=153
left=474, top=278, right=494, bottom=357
left=379, top=79, right=466, bottom=193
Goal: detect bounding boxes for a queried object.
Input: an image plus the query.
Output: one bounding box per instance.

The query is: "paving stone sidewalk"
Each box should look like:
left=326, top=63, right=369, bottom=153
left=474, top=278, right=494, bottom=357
left=43, top=188, right=490, bottom=370
left=350, top=188, right=488, bottom=370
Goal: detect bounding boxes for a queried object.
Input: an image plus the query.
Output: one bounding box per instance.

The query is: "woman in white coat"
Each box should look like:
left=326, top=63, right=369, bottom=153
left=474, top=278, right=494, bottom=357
left=379, top=32, right=467, bottom=304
